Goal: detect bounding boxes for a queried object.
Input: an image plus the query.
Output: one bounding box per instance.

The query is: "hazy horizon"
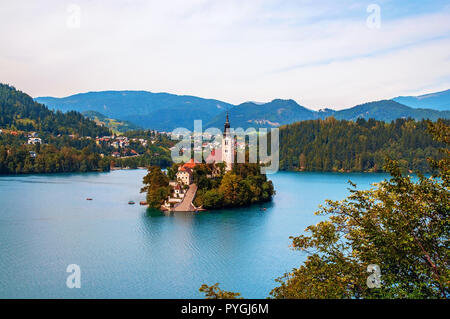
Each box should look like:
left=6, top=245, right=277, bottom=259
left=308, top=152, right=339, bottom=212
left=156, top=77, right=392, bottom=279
left=30, top=86, right=450, bottom=111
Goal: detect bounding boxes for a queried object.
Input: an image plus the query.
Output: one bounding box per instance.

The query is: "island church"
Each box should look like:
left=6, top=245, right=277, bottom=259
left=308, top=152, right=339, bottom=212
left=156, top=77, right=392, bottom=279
left=175, top=113, right=235, bottom=186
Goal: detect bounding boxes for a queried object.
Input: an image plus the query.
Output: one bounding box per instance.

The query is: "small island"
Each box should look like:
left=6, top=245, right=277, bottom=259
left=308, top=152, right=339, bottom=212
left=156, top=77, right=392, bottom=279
left=141, top=115, right=275, bottom=211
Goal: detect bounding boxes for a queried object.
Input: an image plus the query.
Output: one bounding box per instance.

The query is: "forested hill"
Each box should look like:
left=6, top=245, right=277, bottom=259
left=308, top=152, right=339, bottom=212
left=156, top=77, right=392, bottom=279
left=278, top=117, right=447, bottom=173
left=82, top=110, right=141, bottom=133
left=332, top=100, right=450, bottom=122
left=205, top=99, right=328, bottom=129
left=0, top=84, right=110, bottom=137
left=207, top=99, right=450, bottom=129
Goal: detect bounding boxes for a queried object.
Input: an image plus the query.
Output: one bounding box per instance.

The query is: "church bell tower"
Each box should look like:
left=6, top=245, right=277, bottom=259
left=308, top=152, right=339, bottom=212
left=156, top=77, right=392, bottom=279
left=222, top=112, right=234, bottom=171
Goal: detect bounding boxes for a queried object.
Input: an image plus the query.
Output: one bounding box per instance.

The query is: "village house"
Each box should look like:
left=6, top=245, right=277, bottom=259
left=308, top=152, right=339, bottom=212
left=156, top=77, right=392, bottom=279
left=176, top=158, right=198, bottom=185
left=27, top=137, right=42, bottom=145
left=173, top=184, right=186, bottom=198
left=177, top=166, right=193, bottom=185
left=161, top=183, right=187, bottom=210
left=96, top=137, right=111, bottom=146
left=139, top=138, right=148, bottom=147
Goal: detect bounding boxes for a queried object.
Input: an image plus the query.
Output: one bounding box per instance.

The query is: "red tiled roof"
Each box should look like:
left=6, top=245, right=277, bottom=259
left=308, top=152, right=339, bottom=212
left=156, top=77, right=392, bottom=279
left=178, top=166, right=192, bottom=174
left=182, top=158, right=197, bottom=169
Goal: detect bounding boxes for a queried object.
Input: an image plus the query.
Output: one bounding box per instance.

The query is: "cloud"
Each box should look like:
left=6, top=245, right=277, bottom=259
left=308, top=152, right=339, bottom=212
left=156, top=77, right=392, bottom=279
left=0, top=0, right=449, bottom=109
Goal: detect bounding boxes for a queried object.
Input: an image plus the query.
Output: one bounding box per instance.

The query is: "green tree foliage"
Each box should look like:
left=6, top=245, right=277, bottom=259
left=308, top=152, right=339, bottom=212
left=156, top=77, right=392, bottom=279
left=199, top=283, right=242, bottom=299
left=219, top=173, right=242, bottom=206
left=193, top=163, right=274, bottom=209
left=166, top=163, right=180, bottom=180
left=141, top=166, right=170, bottom=209
left=427, top=119, right=450, bottom=186
left=112, top=151, right=172, bottom=169
left=278, top=117, right=447, bottom=173
left=202, top=189, right=224, bottom=208
left=0, top=136, right=110, bottom=174
left=270, top=121, right=449, bottom=299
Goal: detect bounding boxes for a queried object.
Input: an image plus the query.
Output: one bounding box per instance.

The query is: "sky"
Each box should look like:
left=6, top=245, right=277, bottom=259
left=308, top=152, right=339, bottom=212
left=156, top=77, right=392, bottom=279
left=1, top=0, right=450, bottom=110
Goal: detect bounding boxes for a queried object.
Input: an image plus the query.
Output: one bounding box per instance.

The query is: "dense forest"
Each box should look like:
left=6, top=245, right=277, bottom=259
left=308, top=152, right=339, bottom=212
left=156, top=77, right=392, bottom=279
left=191, top=163, right=275, bottom=209
left=0, top=84, right=110, bottom=137
left=0, top=133, right=110, bottom=174
left=278, top=117, right=447, bottom=173
left=112, top=151, right=172, bottom=169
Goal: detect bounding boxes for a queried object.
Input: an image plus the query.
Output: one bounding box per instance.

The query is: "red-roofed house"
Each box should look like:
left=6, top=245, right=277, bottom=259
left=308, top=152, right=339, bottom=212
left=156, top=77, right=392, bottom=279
left=182, top=158, right=198, bottom=169
left=176, top=166, right=193, bottom=185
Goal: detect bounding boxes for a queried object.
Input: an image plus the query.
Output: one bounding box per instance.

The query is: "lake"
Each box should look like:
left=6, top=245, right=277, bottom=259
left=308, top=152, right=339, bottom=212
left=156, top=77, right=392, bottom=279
left=0, top=170, right=389, bottom=298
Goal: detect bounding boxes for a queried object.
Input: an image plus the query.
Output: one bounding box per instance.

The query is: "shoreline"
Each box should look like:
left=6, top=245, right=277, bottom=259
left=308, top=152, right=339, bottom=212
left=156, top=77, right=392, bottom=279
left=110, top=166, right=148, bottom=171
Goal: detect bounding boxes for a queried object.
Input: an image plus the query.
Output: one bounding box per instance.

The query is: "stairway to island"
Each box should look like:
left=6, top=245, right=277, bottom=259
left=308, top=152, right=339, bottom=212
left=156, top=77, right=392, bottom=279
left=173, top=183, right=198, bottom=212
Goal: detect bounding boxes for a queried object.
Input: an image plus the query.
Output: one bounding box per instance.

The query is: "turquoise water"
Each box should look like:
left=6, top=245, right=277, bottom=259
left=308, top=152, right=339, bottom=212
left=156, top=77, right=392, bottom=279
left=0, top=170, right=388, bottom=298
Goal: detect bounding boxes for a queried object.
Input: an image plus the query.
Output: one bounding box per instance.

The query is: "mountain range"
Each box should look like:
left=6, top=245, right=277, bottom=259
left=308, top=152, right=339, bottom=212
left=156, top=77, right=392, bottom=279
left=393, top=89, right=450, bottom=112
left=35, top=89, right=450, bottom=131
left=36, top=91, right=232, bottom=131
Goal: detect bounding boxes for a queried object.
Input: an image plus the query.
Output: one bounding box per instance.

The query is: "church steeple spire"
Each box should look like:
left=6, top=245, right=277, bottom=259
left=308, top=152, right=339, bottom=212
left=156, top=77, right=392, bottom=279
left=224, top=112, right=230, bottom=136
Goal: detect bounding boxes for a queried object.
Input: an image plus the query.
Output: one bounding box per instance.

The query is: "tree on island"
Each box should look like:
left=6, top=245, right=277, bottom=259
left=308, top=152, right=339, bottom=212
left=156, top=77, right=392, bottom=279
left=141, top=165, right=170, bottom=209
left=193, top=163, right=275, bottom=210
left=200, top=120, right=449, bottom=299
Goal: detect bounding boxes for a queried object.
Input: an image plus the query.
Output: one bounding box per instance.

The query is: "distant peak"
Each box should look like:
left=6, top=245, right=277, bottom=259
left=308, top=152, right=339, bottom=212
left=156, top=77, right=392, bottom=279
left=270, top=98, right=298, bottom=104
left=244, top=101, right=266, bottom=105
